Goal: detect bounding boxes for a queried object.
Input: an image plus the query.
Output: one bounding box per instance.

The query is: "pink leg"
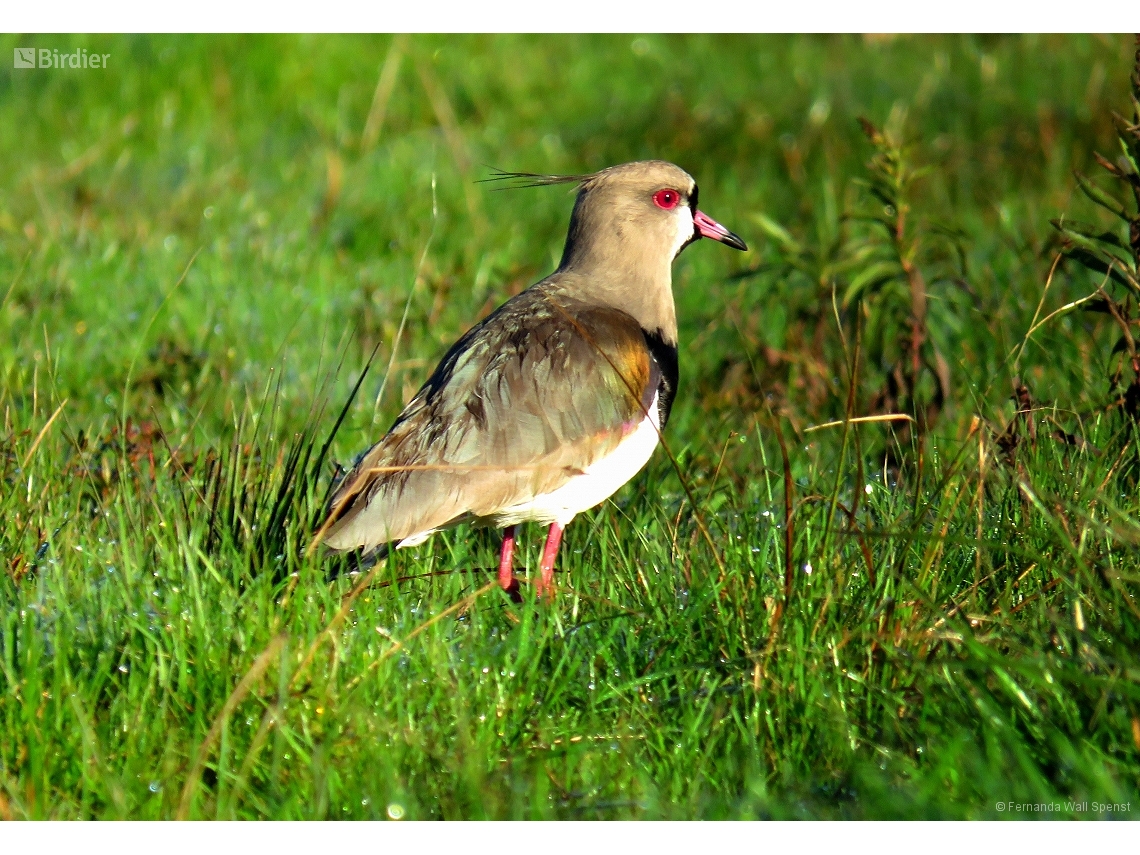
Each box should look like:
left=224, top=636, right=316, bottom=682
left=537, top=522, right=564, bottom=598
left=498, top=525, right=517, bottom=591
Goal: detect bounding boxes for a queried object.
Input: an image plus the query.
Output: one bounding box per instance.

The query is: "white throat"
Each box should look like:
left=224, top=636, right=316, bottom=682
left=671, top=207, right=695, bottom=259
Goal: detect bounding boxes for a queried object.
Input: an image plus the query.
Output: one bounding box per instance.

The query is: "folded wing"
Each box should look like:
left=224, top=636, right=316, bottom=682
left=318, top=286, right=657, bottom=552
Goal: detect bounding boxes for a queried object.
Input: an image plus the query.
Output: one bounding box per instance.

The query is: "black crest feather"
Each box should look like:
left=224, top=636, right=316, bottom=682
left=477, top=167, right=588, bottom=190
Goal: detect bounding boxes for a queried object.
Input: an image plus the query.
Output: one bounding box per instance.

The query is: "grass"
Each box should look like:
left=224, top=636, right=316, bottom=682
left=2, top=33, right=1139, bottom=819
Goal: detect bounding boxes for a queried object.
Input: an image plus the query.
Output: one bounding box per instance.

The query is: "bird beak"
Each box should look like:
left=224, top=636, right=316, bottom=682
left=693, top=209, right=748, bottom=251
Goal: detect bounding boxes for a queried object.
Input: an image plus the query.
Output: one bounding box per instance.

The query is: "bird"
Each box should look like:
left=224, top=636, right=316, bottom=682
left=313, top=160, right=746, bottom=597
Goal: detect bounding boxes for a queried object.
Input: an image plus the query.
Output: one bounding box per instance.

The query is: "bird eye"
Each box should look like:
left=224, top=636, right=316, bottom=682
left=653, top=188, right=680, bottom=210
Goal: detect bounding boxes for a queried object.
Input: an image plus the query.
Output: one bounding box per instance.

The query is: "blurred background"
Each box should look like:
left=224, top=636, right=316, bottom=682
left=1, top=34, right=1134, bottom=453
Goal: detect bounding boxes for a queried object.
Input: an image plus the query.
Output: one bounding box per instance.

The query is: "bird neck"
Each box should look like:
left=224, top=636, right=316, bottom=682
left=552, top=186, right=684, bottom=340
left=553, top=258, right=678, bottom=343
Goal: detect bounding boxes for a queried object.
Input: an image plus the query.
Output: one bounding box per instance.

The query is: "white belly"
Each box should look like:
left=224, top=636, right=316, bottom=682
left=493, top=390, right=662, bottom=527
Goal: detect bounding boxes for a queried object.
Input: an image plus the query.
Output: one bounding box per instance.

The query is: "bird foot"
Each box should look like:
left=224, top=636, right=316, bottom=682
left=500, top=575, right=523, bottom=604
left=533, top=570, right=557, bottom=602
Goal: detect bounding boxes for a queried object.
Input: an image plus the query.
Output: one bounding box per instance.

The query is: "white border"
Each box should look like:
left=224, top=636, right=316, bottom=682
left=4, top=0, right=1140, bottom=34
left=0, top=819, right=1135, bottom=850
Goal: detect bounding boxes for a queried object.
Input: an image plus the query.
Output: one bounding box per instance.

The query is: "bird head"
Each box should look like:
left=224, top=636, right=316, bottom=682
left=559, top=160, right=747, bottom=274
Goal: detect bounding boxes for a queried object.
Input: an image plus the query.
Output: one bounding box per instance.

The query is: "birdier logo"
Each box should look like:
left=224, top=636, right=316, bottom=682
left=13, top=47, right=110, bottom=69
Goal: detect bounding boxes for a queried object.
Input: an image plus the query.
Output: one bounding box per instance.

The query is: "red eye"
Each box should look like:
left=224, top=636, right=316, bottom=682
left=653, top=188, right=680, bottom=209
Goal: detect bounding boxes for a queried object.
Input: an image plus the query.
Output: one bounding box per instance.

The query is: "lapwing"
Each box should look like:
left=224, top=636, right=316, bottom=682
left=315, top=160, right=746, bottom=597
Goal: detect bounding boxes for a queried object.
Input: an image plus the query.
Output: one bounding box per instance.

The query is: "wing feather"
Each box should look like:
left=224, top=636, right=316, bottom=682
left=318, top=284, right=655, bottom=552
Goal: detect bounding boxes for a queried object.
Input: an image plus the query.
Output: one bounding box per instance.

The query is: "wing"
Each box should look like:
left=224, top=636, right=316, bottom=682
left=317, top=284, right=658, bottom=551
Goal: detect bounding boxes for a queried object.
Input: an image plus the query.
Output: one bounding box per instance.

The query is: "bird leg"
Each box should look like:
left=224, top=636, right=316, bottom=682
left=498, top=525, right=517, bottom=592
left=537, top=522, right=564, bottom=598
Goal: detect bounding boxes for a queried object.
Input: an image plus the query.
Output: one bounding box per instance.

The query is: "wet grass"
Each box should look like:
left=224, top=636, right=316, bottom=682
left=1, top=34, right=1139, bottom=819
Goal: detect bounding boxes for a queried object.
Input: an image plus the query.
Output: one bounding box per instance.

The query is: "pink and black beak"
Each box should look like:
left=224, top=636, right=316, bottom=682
left=693, top=209, right=748, bottom=251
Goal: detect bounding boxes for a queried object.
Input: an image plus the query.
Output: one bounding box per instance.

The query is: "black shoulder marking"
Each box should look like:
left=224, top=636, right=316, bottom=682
left=643, top=328, right=679, bottom=428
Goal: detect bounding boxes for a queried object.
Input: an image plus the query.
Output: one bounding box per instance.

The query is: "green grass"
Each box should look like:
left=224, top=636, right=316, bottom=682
left=2, top=34, right=1139, bottom=819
